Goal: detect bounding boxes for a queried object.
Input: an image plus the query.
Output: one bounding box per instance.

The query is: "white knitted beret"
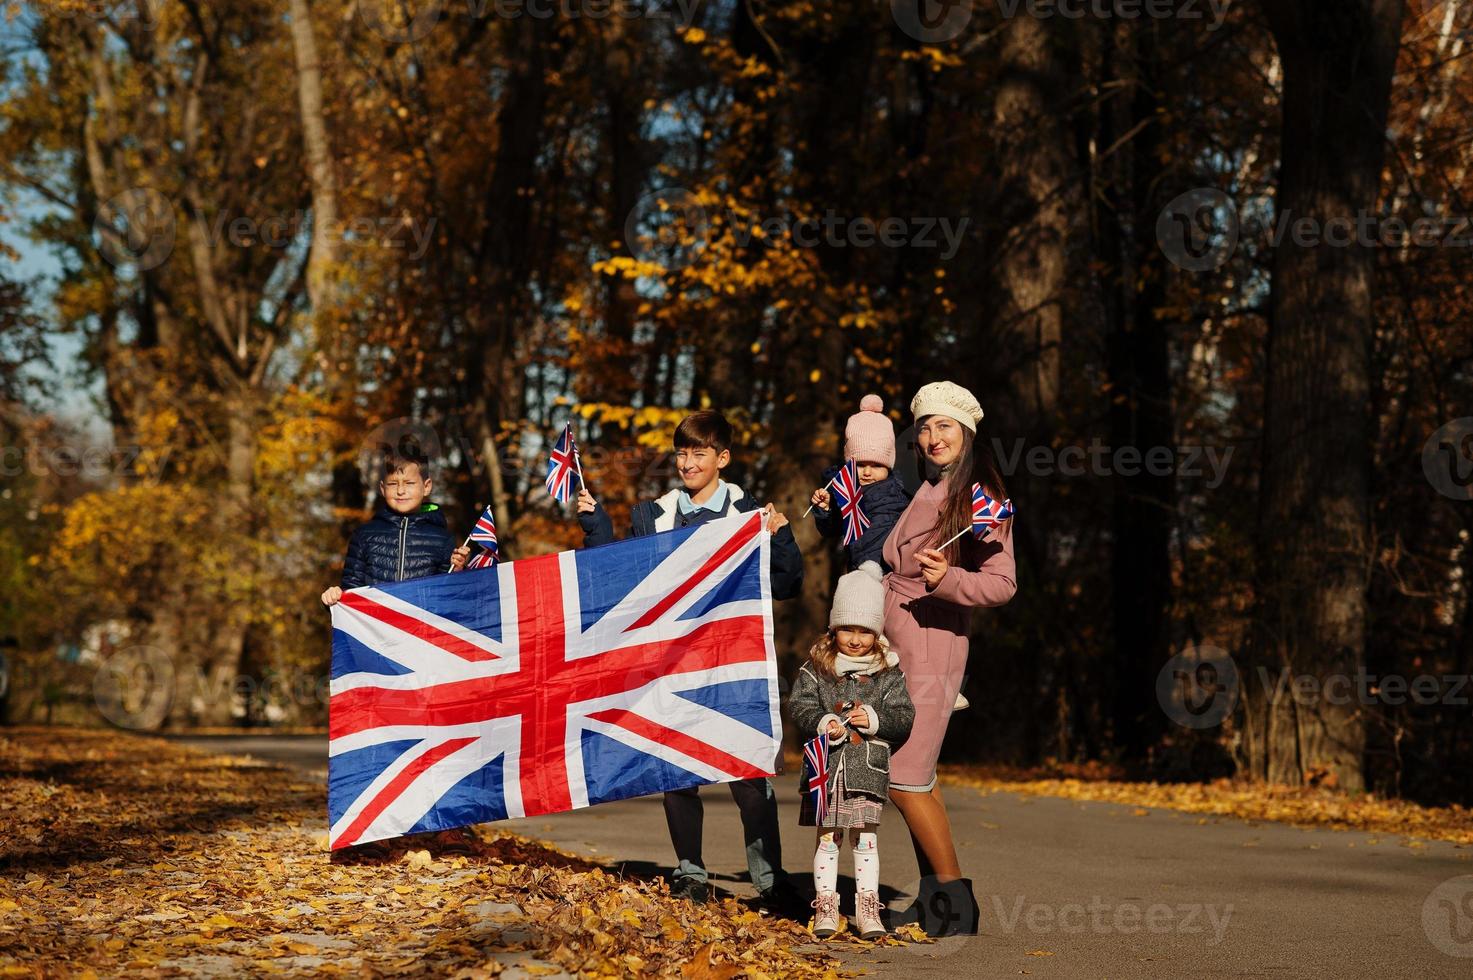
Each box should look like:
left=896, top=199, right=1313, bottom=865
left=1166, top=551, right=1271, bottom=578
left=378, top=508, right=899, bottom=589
left=910, top=381, right=984, bottom=433
left=829, top=561, right=886, bottom=636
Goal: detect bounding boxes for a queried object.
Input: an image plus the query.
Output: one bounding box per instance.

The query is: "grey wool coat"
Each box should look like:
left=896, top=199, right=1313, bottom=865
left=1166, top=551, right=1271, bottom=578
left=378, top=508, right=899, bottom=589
left=788, top=658, right=916, bottom=802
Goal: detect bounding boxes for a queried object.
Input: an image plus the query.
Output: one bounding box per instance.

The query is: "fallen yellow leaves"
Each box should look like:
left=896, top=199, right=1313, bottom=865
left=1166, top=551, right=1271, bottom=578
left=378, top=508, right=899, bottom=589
left=0, top=728, right=851, bottom=977
left=938, top=761, right=1473, bottom=845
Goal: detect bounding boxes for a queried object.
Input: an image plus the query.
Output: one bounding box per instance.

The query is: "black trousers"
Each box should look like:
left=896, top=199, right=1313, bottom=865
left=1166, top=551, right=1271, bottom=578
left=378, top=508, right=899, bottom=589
left=663, top=777, right=784, bottom=891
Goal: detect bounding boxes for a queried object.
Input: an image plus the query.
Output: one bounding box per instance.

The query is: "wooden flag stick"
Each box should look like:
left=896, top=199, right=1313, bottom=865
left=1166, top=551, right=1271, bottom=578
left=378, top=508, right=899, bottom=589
left=802, top=473, right=840, bottom=518
left=936, top=524, right=973, bottom=551
left=570, top=421, right=593, bottom=501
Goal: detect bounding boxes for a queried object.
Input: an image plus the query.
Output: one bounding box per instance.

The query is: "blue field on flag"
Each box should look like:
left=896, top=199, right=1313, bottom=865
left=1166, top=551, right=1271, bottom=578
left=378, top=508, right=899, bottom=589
left=326, top=512, right=779, bottom=849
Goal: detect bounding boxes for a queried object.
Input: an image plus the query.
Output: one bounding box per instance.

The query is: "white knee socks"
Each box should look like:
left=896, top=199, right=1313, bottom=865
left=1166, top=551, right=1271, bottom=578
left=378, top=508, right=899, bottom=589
left=814, top=829, right=881, bottom=894
left=852, top=830, right=879, bottom=894
left=813, top=833, right=840, bottom=894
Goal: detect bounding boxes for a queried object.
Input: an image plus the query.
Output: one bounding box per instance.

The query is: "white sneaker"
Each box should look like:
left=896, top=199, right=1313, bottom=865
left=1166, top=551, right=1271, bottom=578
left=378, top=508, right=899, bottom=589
left=811, top=891, right=841, bottom=938
left=854, top=889, right=886, bottom=940
left=954, top=691, right=970, bottom=711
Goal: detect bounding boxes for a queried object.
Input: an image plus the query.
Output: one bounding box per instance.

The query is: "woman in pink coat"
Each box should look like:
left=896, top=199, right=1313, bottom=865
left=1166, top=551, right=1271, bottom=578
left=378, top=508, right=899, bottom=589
left=883, top=380, right=1016, bottom=936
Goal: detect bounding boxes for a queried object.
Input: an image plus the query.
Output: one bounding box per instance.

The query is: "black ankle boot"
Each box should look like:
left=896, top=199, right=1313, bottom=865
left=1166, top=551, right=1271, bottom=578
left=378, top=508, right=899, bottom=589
left=892, top=876, right=979, bottom=936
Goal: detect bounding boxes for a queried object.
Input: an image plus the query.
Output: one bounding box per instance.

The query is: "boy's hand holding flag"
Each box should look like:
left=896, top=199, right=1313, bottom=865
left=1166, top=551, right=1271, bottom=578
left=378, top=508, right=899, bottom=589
left=452, top=505, right=499, bottom=571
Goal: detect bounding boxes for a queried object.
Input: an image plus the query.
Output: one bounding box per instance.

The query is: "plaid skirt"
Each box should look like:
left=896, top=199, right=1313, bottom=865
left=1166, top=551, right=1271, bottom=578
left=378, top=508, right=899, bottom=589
left=798, top=757, right=884, bottom=829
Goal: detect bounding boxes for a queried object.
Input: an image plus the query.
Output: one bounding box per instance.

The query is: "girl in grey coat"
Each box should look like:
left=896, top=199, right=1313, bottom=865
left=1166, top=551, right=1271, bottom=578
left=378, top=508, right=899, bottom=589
left=788, top=562, right=915, bottom=939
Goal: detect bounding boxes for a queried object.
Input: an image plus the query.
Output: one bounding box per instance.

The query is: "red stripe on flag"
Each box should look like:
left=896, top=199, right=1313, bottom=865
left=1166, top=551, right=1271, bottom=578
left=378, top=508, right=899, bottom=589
left=332, top=735, right=476, bottom=849
left=623, top=512, right=763, bottom=633
left=340, top=591, right=500, bottom=663
left=328, top=616, right=771, bottom=742
left=586, top=708, right=772, bottom=780
left=513, top=555, right=575, bottom=816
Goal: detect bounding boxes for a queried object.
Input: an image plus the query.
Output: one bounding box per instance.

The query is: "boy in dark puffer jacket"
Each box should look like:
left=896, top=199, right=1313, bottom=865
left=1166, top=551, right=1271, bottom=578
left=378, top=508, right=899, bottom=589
left=321, top=447, right=469, bottom=606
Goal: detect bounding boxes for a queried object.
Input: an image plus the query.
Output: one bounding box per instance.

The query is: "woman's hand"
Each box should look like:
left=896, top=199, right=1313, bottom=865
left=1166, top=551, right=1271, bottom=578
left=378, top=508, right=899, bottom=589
left=845, top=705, right=868, bottom=729
left=321, top=586, right=343, bottom=606
left=825, top=719, right=844, bottom=738
left=577, top=488, right=597, bottom=514
left=810, top=488, right=831, bottom=511
left=916, top=547, right=950, bottom=589
left=449, top=545, right=470, bottom=571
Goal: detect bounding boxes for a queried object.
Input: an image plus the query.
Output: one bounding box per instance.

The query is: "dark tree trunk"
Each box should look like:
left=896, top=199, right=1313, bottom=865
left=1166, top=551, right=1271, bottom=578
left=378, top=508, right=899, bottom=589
left=1097, top=24, right=1175, bottom=765
left=987, top=13, right=1078, bottom=763
left=1248, top=0, right=1403, bottom=792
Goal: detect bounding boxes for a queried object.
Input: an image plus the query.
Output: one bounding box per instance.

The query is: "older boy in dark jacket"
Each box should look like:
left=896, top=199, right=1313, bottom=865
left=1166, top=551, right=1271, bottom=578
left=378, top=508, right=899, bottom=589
left=321, top=448, right=468, bottom=606
left=576, top=411, right=804, bottom=914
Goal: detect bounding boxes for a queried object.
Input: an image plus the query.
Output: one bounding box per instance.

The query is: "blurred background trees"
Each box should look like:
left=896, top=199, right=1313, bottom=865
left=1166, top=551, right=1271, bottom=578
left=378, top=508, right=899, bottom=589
left=1, top=0, right=1469, bottom=805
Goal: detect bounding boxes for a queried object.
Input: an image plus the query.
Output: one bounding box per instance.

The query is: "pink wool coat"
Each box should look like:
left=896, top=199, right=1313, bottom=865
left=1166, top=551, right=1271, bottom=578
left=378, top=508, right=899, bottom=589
left=882, top=476, right=1017, bottom=791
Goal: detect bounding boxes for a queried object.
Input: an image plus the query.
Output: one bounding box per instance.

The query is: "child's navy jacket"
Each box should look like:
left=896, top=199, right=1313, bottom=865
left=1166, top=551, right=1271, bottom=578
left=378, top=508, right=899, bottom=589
left=812, top=469, right=910, bottom=573
left=579, top=483, right=804, bottom=601
left=341, top=503, right=456, bottom=589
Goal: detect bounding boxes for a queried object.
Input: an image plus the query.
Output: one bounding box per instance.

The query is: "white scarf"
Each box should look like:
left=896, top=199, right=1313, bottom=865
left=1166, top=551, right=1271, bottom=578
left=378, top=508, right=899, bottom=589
left=833, top=647, right=899, bottom=676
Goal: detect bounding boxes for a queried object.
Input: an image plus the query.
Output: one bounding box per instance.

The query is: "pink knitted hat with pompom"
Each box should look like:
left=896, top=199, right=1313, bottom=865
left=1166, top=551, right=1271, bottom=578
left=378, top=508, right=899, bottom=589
left=844, top=394, right=896, bottom=469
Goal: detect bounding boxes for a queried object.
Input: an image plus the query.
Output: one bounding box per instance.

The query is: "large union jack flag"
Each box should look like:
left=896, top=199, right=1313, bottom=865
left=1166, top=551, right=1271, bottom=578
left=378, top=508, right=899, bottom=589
left=327, top=511, right=780, bottom=849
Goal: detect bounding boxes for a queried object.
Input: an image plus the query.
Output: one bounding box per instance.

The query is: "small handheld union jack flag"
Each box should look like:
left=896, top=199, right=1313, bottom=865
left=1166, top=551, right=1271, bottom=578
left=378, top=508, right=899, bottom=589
left=469, top=506, right=498, bottom=556
left=801, top=733, right=832, bottom=825
left=829, top=459, right=871, bottom=547
left=545, top=423, right=583, bottom=503
left=939, top=483, right=1015, bottom=550
left=452, top=505, right=500, bottom=572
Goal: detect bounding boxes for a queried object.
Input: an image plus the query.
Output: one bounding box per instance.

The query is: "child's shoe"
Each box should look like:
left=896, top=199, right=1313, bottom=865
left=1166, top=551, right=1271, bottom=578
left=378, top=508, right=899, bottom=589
left=810, top=891, right=841, bottom=938
left=854, top=890, right=887, bottom=940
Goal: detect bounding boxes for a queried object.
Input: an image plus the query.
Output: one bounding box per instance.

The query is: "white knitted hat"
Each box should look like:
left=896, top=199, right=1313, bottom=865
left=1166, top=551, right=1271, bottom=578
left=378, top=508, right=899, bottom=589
left=910, top=381, right=984, bottom=433
left=828, top=561, right=886, bottom=636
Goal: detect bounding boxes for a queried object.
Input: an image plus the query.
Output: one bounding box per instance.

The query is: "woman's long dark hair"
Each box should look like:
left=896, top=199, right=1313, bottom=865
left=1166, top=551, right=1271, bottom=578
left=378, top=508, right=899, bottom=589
left=915, top=421, right=1011, bottom=565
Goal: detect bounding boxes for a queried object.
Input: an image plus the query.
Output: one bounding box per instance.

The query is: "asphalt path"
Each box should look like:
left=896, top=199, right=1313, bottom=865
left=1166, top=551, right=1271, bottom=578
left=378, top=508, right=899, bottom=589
left=163, top=734, right=1473, bottom=978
